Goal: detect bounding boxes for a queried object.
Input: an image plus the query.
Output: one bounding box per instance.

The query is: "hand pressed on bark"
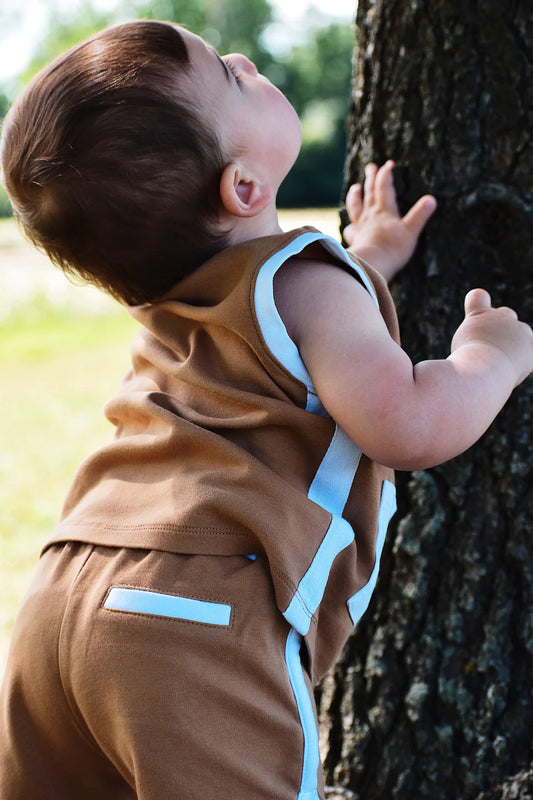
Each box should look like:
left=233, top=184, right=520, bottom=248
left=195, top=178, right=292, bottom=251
left=343, top=160, right=437, bottom=283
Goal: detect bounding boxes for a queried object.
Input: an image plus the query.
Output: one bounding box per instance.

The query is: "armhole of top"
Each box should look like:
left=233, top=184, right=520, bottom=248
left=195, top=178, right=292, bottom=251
left=253, top=231, right=379, bottom=415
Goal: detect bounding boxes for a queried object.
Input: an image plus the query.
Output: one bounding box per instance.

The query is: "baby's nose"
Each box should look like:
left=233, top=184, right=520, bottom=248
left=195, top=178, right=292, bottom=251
left=230, top=53, right=258, bottom=77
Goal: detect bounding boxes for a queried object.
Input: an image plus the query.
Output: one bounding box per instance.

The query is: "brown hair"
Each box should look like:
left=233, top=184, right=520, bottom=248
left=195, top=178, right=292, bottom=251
left=0, top=20, right=229, bottom=304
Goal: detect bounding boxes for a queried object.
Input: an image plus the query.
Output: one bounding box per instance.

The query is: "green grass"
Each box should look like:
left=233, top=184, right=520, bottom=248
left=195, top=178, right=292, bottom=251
left=0, top=301, right=136, bottom=361
left=0, top=301, right=139, bottom=669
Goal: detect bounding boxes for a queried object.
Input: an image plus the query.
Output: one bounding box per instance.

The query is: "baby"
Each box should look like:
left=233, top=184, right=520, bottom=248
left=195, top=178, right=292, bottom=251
left=0, top=20, right=531, bottom=800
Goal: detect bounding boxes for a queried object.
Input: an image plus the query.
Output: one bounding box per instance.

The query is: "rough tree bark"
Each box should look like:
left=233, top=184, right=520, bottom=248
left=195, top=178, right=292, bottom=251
left=318, top=2, right=533, bottom=799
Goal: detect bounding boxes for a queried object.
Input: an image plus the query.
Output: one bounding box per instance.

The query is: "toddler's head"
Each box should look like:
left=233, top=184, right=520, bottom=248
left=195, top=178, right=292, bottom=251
left=1, top=21, right=296, bottom=304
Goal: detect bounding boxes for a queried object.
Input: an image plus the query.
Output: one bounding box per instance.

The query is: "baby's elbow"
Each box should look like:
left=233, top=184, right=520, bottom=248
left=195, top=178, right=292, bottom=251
left=359, top=414, right=443, bottom=472
left=382, top=448, right=445, bottom=472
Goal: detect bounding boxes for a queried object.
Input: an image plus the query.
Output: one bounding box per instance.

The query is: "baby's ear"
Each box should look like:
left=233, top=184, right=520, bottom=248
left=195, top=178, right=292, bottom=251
left=219, top=163, right=273, bottom=218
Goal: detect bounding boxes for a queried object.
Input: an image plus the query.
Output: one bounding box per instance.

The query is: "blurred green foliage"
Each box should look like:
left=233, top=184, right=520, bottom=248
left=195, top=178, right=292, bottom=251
left=131, top=0, right=275, bottom=70
left=277, top=22, right=354, bottom=206
left=0, top=0, right=354, bottom=213
left=19, top=6, right=116, bottom=85
left=0, top=92, right=11, bottom=216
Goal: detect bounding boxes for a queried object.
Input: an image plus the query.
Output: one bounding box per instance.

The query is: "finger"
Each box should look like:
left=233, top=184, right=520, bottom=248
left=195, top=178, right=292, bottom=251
left=499, top=306, right=519, bottom=320
left=364, top=163, right=378, bottom=205
left=402, top=195, right=437, bottom=238
left=464, top=288, right=492, bottom=316
left=346, top=183, right=363, bottom=222
left=342, top=222, right=356, bottom=246
left=374, top=160, right=398, bottom=212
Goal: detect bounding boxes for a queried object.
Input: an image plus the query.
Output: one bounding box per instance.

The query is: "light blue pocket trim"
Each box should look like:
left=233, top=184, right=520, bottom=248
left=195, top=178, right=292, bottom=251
left=285, top=628, right=321, bottom=800
left=347, top=479, right=396, bottom=626
left=104, top=587, right=232, bottom=626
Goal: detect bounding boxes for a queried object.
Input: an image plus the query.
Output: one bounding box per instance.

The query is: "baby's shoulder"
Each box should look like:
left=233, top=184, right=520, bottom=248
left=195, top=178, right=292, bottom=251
left=273, top=252, right=374, bottom=347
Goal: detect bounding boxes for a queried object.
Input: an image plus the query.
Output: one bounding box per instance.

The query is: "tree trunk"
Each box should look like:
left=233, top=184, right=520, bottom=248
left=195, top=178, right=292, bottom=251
left=319, top=2, right=533, bottom=798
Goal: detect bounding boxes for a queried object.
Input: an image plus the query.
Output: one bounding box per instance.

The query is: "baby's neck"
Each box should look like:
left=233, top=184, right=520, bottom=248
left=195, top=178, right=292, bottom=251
left=225, top=203, right=284, bottom=247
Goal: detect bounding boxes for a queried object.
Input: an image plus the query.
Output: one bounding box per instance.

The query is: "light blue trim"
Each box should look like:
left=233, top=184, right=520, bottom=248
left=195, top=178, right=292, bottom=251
left=254, top=230, right=378, bottom=415
left=347, top=479, right=397, bottom=625
left=285, top=628, right=321, bottom=800
left=254, top=232, right=319, bottom=393
left=317, top=235, right=378, bottom=304
left=284, top=425, right=361, bottom=634
left=284, top=516, right=354, bottom=635
left=104, top=587, right=232, bottom=626
left=307, top=425, right=362, bottom=515
left=254, top=229, right=382, bottom=636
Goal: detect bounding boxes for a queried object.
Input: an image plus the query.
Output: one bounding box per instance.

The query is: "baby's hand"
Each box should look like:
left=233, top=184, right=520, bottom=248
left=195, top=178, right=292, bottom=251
left=451, top=289, right=533, bottom=387
left=343, top=161, right=437, bottom=282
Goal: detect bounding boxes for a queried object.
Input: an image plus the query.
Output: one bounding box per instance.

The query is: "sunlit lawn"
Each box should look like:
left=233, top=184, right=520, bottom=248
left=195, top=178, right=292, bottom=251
left=0, top=297, right=139, bottom=672
left=0, top=208, right=340, bottom=673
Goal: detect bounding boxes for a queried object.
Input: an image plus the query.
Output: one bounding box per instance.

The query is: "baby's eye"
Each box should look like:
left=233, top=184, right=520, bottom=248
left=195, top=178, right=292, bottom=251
left=226, top=61, right=243, bottom=88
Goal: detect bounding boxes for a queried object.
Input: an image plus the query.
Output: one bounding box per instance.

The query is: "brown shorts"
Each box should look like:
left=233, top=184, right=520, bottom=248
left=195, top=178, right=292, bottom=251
left=0, top=542, right=324, bottom=799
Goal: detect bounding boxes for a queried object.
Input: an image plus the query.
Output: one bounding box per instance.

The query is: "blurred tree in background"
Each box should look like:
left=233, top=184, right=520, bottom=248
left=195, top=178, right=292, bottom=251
left=0, top=0, right=353, bottom=215
left=277, top=21, right=353, bottom=206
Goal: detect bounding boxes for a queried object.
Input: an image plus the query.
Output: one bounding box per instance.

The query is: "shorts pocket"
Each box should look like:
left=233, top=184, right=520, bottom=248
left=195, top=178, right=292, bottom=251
left=103, top=586, right=232, bottom=626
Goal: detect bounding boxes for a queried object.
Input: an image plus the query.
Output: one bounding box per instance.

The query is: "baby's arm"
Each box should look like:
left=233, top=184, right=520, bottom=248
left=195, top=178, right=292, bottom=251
left=274, top=263, right=533, bottom=470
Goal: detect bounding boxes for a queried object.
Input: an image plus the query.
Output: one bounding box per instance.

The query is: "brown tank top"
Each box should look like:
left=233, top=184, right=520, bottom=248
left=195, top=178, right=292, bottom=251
left=45, top=227, right=400, bottom=680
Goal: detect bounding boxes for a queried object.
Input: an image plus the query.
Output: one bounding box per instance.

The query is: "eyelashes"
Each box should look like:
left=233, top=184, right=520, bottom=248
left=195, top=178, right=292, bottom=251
left=226, top=60, right=243, bottom=87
